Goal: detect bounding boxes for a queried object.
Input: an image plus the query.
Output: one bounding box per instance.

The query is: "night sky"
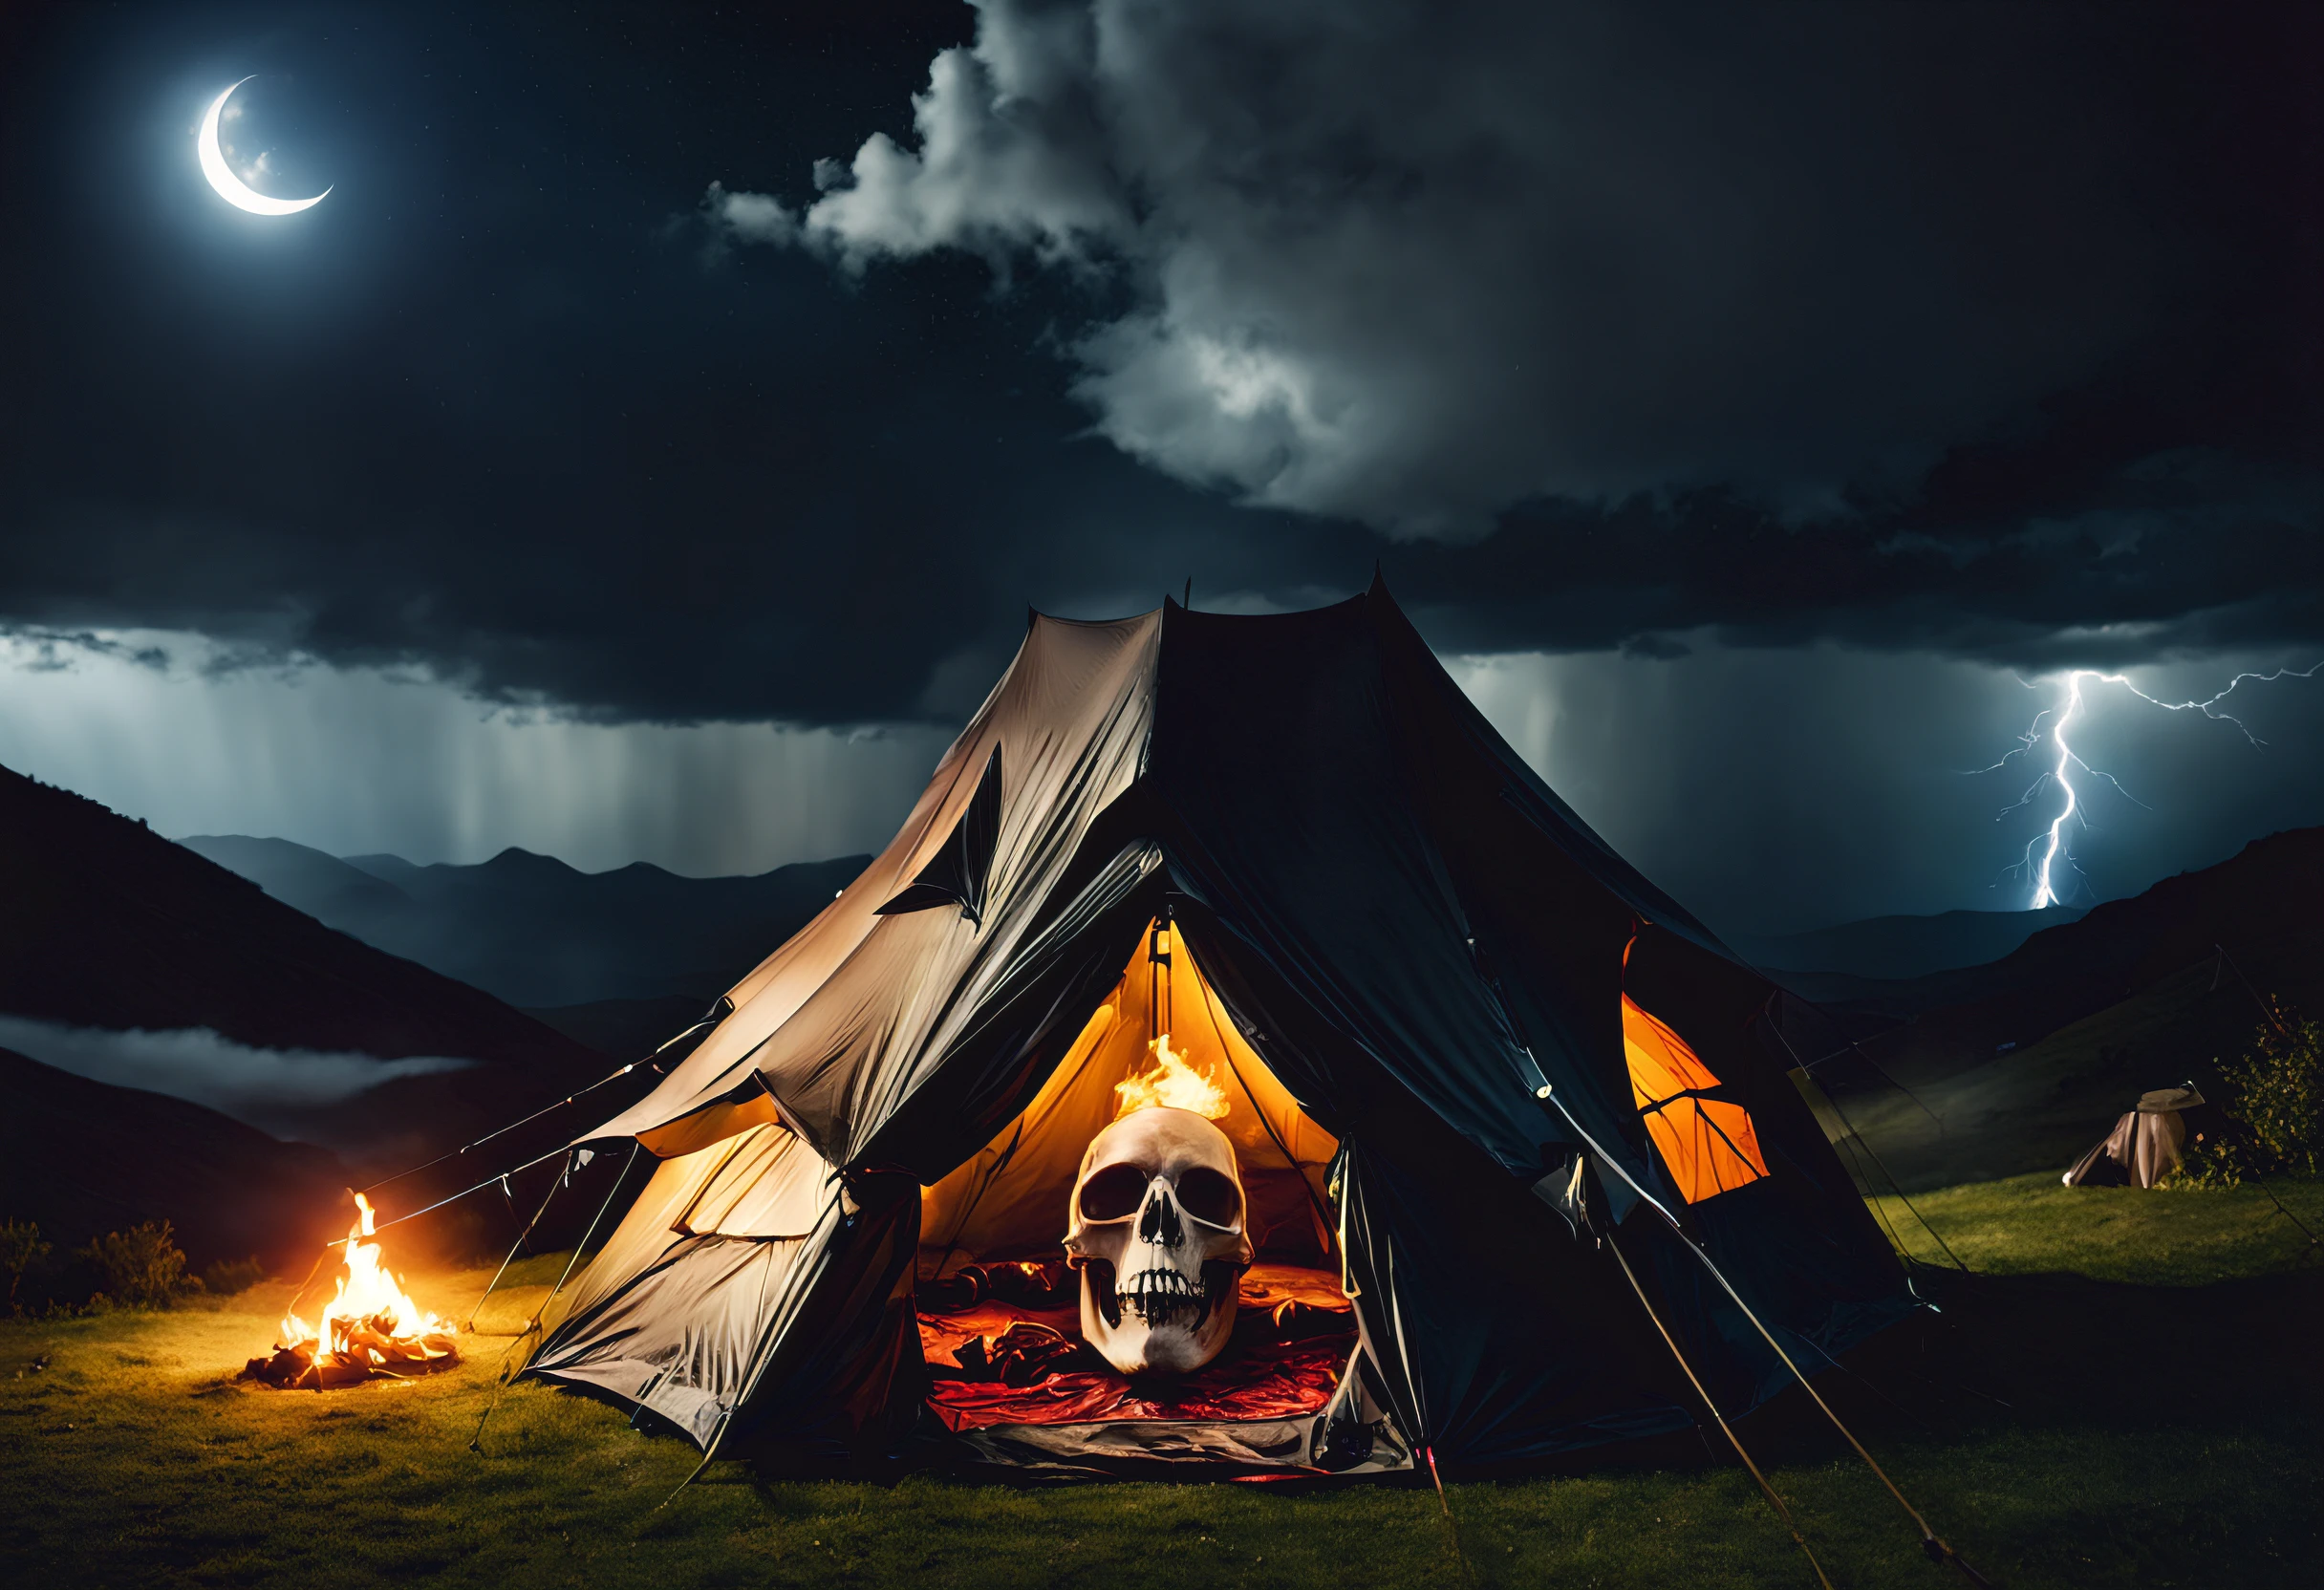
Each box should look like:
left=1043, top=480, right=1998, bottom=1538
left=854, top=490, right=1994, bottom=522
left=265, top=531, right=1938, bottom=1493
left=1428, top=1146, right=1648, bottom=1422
left=2, top=0, right=2318, bottom=935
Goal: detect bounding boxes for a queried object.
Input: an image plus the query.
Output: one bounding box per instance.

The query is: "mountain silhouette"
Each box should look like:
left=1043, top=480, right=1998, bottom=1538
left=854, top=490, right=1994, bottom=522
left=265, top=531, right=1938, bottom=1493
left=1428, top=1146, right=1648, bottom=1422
left=0, top=763, right=646, bottom=1187
left=183, top=834, right=866, bottom=1011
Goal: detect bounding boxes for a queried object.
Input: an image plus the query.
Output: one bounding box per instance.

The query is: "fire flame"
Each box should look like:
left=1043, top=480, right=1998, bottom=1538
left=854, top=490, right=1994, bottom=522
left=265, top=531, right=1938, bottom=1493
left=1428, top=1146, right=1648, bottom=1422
left=279, top=1192, right=445, bottom=1356
left=1113, top=1034, right=1230, bottom=1120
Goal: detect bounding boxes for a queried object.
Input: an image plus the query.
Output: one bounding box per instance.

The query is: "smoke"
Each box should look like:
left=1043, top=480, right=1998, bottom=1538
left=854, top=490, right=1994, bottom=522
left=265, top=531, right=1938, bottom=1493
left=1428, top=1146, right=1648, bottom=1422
left=0, top=1016, right=473, bottom=1138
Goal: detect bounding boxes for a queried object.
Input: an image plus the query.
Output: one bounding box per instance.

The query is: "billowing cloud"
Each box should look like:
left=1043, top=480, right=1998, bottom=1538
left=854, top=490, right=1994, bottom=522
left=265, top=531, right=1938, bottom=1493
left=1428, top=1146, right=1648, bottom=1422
left=0, top=1014, right=472, bottom=1137
left=714, top=0, right=2272, bottom=538
left=0, top=0, right=2313, bottom=912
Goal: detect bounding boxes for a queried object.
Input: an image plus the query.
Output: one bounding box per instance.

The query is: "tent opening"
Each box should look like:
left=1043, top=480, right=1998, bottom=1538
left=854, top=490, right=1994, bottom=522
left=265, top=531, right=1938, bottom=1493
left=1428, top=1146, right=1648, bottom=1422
left=915, top=918, right=1351, bottom=1433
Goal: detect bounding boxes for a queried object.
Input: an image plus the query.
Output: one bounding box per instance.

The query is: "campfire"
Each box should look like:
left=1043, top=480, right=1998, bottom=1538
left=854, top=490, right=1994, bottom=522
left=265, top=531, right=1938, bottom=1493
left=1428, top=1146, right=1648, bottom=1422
left=1112, top=1034, right=1230, bottom=1120
left=242, top=1192, right=459, bottom=1389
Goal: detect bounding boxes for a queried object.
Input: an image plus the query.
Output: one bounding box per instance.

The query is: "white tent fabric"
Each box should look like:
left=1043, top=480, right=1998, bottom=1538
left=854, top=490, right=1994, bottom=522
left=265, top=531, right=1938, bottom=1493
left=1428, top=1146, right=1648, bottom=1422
left=528, top=1124, right=837, bottom=1442
left=582, top=611, right=1162, bottom=1166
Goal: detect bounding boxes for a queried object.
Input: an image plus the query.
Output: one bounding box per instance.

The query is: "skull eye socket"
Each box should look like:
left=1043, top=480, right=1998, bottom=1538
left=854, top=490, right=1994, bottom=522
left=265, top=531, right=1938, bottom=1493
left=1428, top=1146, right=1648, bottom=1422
left=1175, top=1166, right=1242, bottom=1228
left=1078, top=1163, right=1150, bottom=1222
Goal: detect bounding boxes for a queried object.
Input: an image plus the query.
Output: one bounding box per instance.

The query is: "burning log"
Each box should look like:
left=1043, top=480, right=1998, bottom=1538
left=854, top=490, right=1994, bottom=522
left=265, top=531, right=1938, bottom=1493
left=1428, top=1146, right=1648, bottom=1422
left=241, top=1192, right=459, bottom=1390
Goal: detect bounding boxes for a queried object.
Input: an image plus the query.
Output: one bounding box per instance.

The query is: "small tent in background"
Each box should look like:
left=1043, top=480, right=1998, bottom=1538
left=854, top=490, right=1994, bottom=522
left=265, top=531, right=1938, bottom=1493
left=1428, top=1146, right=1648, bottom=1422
left=2063, top=1085, right=2217, bottom=1188
left=520, top=583, right=1915, bottom=1475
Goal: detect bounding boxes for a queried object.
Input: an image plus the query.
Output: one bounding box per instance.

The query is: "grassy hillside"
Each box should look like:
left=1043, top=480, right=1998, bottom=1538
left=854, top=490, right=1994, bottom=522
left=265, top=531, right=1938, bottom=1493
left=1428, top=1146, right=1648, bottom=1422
left=3, top=1180, right=2317, bottom=1589
left=0, top=763, right=660, bottom=1176
left=1822, top=957, right=2302, bottom=1191
left=1804, top=827, right=2324, bottom=1046
left=0, top=1048, right=347, bottom=1267
left=1870, top=1171, right=2324, bottom=1282
left=0, top=765, right=600, bottom=1075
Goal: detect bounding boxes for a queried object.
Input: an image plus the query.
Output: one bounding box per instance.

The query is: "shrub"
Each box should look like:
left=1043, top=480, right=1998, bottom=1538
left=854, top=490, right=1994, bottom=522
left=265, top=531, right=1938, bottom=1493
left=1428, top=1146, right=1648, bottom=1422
left=79, top=1221, right=196, bottom=1309
left=2, top=1219, right=52, bottom=1315
left=2176, top=1000, right=2324, bottom=1188
left=200, top=1256, right=269, bottom=1296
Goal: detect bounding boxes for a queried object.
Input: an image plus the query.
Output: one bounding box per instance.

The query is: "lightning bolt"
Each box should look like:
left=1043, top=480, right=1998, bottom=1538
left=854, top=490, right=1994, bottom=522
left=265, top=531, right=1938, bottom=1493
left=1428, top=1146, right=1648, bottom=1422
left=1982, top=662, right=2323, bottom=910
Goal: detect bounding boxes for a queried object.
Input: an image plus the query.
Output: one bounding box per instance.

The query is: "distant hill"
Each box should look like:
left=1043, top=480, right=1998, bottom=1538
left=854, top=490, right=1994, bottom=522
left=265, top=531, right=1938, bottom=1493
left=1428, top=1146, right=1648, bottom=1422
left=0, top=763, right=635, bottom=1172
left=1805, top=827, right=2324, bottom=1188
left=0, top=1046, right=347, bottom=1266
left=183, top=834, right=866, bottom=1010
left=1732, top=906, right=2086, bottom=982
left=1827, top=827, right=2324, bottom=1050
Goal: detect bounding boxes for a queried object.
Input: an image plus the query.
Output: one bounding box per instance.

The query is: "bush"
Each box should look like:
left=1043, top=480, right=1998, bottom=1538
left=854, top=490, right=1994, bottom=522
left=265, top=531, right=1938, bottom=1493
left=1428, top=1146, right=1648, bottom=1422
left=2176, top=1000, right=2324, bottom=1188
left=2, top=1219, right=52, bottom=1316
left=79, top=1221, right=197, bottom=1309
left=200, top=1256, right=269, bottom=1296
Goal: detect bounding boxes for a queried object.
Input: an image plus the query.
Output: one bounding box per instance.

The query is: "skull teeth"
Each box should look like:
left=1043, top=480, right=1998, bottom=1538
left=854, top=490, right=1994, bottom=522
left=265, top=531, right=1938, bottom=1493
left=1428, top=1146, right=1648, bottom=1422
left=1119, top=1268, right=1209, bottom=1326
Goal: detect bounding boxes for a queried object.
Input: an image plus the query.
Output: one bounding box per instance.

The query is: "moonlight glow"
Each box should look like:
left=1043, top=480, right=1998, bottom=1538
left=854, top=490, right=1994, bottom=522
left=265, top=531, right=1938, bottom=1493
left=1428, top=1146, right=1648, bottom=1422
left=198, top=77, right=331, bottom=215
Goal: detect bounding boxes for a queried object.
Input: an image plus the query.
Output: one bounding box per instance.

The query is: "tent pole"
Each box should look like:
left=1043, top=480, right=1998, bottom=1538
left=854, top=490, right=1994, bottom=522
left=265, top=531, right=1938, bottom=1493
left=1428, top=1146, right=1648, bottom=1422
left=1779, top=995, right=1946, bottom=1133
left=470, top=1144, right=641, bottom=1454
left=355, top=1006, right=719, bottom=1201
left=1761, top=1015, right=1969, bottom=1273
left=531, top=1143, right=643, bottom=1332
left=1603, top=1226, right=1836, bottom=1590
left=1533, top=1076, right=1991, bottom=1586
left=464, top=1153, right=575, bottom=1330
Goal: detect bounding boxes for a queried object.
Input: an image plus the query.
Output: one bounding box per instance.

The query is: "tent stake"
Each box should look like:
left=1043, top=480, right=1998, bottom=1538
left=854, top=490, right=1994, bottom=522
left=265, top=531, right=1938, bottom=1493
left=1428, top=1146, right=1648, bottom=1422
left=1420, top=1446, right=1475, bottom=1587
left=1603, top=1227, right=1836, bottom=1590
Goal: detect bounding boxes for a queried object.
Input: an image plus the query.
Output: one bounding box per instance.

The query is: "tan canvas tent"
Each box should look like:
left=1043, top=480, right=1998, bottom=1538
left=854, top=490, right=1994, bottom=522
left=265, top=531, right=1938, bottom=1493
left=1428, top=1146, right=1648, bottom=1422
left=522, top=584, right=1912, bottom=1474
left=2063, top=1085, right=2215, bottom=1188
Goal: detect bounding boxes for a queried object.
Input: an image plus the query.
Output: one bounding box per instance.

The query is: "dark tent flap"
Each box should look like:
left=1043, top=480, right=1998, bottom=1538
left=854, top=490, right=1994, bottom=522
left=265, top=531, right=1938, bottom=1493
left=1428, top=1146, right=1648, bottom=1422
left=877, top=743, right=1004, bottom=927
left=1144, top=596, right=1574, bottom=1180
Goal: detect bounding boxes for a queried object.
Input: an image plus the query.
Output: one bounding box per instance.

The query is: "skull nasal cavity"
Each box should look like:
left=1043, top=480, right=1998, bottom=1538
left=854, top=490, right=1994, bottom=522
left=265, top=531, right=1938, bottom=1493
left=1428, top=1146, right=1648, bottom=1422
left=1139, top=1189, right=1183, bottom=1247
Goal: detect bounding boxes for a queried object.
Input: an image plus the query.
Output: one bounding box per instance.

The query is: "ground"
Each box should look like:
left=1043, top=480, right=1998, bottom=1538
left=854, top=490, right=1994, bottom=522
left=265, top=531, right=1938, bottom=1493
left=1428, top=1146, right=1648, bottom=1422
left=3, top=1178, right=2319, bottom=1589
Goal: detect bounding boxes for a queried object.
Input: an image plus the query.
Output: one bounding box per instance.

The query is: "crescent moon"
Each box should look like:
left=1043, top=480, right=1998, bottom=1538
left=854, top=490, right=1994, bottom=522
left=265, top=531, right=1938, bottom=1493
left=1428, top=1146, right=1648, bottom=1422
left=199, top=77, right=331, bottom=216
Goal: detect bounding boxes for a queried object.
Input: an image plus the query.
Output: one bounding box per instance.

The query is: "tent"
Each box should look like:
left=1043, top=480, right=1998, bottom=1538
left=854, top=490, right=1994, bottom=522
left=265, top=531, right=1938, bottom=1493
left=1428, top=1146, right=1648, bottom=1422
left=2063, top=1085, right=2217, bottom=1188
left=522, top=583, right=1913, bottom=1474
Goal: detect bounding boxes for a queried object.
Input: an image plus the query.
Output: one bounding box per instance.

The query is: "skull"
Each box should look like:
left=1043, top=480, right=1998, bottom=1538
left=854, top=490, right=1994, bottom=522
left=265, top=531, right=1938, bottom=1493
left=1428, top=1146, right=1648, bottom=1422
left=1063, top=1107, right=1252, bottom=1374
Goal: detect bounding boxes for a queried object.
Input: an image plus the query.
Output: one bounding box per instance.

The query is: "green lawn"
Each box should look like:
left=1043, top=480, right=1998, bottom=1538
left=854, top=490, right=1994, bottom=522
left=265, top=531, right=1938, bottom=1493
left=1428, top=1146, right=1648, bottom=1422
left=4, top=1185, right=2320, bottom=1590
left=1870, top=1171, right=2324, bottom=1283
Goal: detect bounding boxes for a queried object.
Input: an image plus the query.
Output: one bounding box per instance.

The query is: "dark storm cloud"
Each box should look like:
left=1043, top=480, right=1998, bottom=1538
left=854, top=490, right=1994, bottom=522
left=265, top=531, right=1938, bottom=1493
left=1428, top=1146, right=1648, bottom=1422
left=0, top=0, right=2316, bottom=729
left=737, top=1, right=2197, bottom=532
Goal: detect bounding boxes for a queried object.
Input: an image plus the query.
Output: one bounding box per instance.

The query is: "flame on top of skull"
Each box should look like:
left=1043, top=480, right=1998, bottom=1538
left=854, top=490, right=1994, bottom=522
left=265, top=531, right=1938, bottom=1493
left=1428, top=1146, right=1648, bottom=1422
left=1112, top=1034, right=1229, bottom=1121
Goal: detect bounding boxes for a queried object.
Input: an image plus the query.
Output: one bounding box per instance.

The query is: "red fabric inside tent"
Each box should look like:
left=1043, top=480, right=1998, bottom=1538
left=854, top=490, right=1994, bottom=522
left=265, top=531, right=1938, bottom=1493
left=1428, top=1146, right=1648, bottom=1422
left=919, top=1265, right=1353, bottom=1432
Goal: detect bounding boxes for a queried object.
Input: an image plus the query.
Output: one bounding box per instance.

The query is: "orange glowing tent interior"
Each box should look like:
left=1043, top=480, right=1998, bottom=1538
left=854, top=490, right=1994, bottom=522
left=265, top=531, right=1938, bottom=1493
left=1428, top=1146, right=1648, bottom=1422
left=1620, top=992, right=1768, bottom=1205
left=920, top=918, right=1340, bottom=1277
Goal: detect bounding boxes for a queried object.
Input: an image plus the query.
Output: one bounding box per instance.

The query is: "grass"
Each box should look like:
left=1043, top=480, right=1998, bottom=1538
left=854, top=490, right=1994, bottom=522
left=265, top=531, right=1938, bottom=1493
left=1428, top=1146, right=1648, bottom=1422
left=4, top=1191, right=2320, bottom=1590
left=1830, top=960, right=2258, bottom=1192
left=1871, top=1170, right=2324, bottom=1283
